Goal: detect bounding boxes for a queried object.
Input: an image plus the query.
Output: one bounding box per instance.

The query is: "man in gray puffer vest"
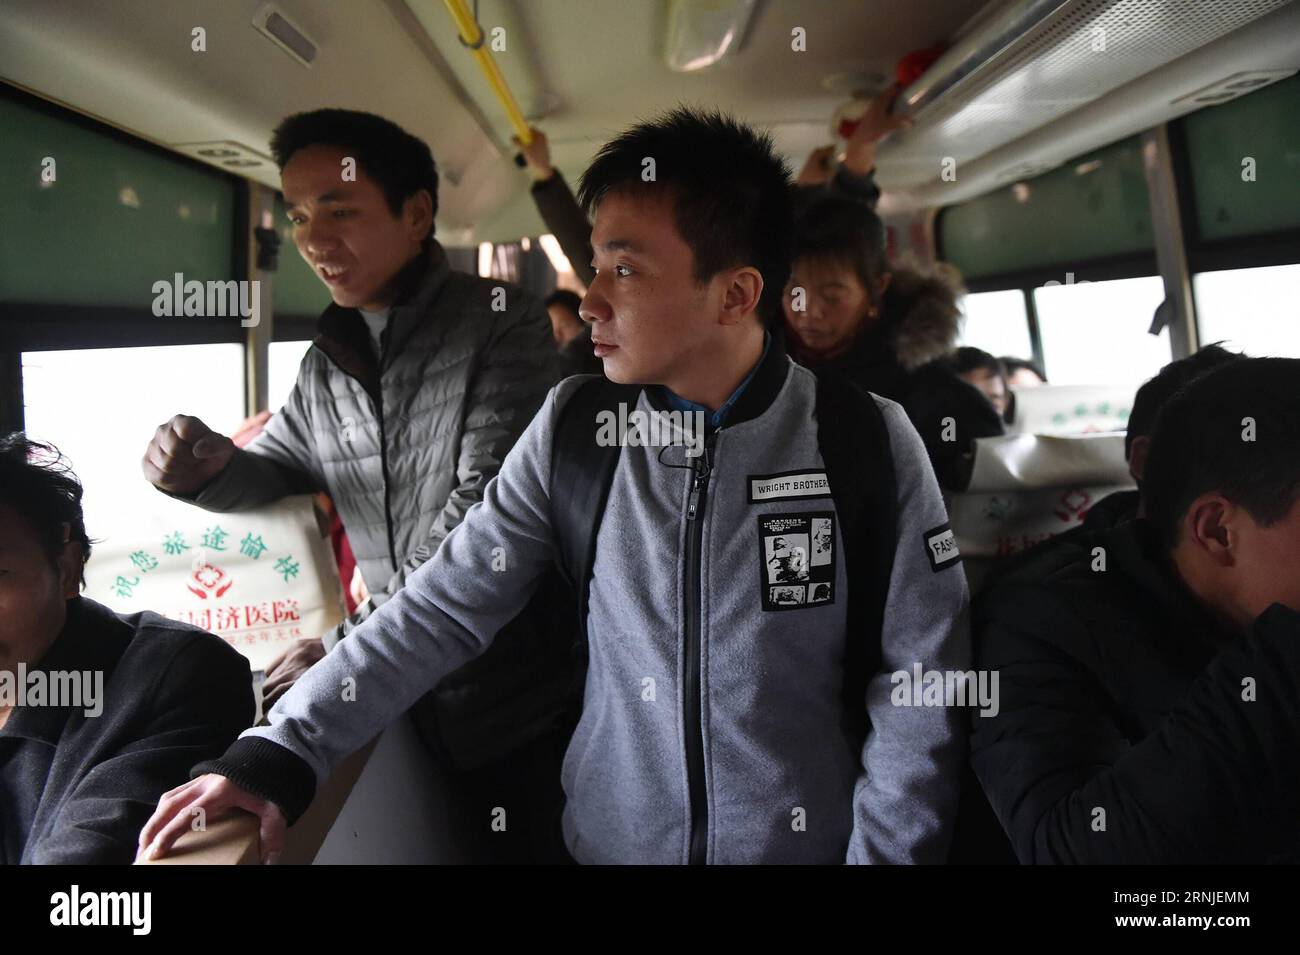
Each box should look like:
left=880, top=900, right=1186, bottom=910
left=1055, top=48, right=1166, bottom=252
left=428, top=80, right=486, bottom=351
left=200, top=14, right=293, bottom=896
left=140, top=111, right=557, bottom=753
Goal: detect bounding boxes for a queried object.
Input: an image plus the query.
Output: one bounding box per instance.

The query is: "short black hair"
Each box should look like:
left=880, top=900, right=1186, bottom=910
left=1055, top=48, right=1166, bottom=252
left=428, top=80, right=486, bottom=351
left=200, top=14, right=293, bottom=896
left=1126, top=343, right=1245, bottom=459
left=791, top=196, right=888, bottom=292
left=271, top=109, right=439, bottom=235
left=1000, top=356, right=1046, bottom=383
left=0, top=434, right=92, bottom=586
left=952, top=346, right=1006, bottom=378
left=545, top=289, right=583, bottom=317
left=577, top=107, right=793, bottom=322
left=1143, top=358, right=1300, bottom=550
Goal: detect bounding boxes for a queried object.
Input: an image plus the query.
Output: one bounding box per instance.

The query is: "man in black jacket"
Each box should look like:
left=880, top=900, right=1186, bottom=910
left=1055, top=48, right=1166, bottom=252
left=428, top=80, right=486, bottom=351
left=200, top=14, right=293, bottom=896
left=971, top=358, right=1300, bottom=863
left=0, top=435, right=252, bottom=864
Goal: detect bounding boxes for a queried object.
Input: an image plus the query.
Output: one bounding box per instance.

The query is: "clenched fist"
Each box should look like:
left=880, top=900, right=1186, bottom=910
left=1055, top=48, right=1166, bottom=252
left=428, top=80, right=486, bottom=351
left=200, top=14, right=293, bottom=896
left=142, top=414, right=237, bottom=495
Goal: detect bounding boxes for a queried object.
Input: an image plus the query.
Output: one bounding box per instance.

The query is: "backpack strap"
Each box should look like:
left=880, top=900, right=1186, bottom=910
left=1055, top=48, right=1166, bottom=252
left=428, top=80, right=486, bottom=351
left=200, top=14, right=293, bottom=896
left=549, top=376, right=643, bottom=641
left=815, top=372, right=898, bottom=742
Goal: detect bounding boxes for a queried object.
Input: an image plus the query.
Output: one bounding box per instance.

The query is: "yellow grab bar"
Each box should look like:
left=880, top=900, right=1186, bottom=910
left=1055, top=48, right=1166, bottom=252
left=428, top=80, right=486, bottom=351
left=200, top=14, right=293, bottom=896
left=442, top=0, right=533, bottom=146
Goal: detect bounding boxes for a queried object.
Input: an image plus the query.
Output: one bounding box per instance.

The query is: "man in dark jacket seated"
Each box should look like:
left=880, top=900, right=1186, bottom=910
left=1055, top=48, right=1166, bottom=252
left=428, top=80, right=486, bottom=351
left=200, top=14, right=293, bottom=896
left=971, top=358, right=1300, bottom=863
left=0, top=435, right=252, bottom=864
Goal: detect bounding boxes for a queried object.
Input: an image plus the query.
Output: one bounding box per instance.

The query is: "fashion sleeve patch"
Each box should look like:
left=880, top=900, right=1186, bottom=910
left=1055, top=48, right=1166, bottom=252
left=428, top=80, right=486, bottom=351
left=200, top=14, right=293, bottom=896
left=758, top=512, right=836, bottom=611
left=923, top=522, right=961, bottom=572
left=748, top=470, right=833, bottom=503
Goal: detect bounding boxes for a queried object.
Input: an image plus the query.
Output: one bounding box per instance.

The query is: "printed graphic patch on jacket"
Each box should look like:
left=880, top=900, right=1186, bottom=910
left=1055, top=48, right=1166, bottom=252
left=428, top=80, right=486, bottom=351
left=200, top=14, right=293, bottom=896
left=748, top=470, right=832, bottom=503
left=923, top=522, right=961, bottom=572
left=757, top=512, right=836, bottom=611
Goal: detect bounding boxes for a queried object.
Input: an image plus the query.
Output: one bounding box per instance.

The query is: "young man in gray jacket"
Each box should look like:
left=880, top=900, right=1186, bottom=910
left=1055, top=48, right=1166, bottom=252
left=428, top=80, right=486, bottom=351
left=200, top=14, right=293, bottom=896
left=140, top=109, right=971, bottom=865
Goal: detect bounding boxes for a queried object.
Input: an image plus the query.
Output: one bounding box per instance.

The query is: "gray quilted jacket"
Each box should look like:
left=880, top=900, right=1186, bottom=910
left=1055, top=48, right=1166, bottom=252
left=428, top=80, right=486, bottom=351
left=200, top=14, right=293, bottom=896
left=180, top=242, right=558, bottom=648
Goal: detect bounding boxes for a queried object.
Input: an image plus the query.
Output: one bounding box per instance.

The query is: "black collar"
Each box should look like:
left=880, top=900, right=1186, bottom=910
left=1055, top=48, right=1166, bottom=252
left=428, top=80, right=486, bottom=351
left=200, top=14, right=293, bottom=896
left=644, top=333, right=791, bottom=431
left=313, top=242, right=450, bottom=398
left=1107, top=520, right=1238, bottom=650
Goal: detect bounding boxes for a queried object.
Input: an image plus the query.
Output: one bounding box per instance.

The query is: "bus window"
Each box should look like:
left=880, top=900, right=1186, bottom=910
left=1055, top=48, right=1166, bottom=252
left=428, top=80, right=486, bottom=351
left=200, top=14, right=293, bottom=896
left=20, top=344, right=245, bottom=538
left=957, top=289, right=1032, bottom=360
left=1032, top=276, right=1169, bottom=386
left=267, top=339, right=315, bottom=412
left=1194, top=263, right=1300, bottom=358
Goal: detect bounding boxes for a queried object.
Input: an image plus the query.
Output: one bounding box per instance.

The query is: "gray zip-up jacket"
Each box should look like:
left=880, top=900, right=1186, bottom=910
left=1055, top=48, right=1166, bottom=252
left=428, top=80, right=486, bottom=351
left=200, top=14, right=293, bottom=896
left=199, top=342, right=971, bottom=864
left=177, top=242, right=557, bottom=648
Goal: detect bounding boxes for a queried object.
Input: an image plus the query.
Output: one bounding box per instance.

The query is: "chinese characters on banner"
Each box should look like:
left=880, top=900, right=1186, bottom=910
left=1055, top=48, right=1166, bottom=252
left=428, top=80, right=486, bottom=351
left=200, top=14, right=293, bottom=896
left=84, top=494, right=345, bottom=673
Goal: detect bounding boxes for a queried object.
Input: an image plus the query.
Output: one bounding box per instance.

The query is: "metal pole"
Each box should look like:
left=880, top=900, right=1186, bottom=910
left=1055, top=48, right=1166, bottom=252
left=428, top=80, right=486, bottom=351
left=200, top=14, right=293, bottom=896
left=1140, top=124, right=1198, bottom=360
left=442, top=0, right=533, bottom=146
left=244, top=183, right=275, bottom=415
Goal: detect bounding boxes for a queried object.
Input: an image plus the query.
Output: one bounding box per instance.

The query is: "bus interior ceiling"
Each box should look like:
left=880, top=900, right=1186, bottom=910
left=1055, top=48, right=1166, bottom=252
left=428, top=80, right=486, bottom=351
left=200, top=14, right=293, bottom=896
left=1, top=0, right=1295, bottom=244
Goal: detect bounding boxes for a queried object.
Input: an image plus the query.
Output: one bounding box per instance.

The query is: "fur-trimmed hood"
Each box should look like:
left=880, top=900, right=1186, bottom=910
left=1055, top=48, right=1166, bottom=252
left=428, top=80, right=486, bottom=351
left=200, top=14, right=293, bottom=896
left=885, top=263, right=965, bottom=371
left=786, top=262, right=965, bottom=402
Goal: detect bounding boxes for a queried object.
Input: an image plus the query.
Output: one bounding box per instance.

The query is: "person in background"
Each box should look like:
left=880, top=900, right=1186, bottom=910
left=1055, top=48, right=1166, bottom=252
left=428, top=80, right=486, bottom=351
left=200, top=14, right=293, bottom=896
left=513, top=85, right=907, bottom=295
left=1078, top=343, right=1247, bottom=534
left=1122, top=344, right=1245, bottom=496
left=951, top=347, right=1010, bottom=420
left=0, top=435, right=251, bottom=864
left=790, top=82, right=911, bottom=213
left=1001, top=356, right=1046, bottom=389
left=782, top=197, right=1003, bottom=490
left=516, top=127, right=596, bottom=286
left=546, top=288, right=601, bottom=377
left=971, top=358, right=1300, bottom=863
left=1009, top=343, right=1247, bottom=562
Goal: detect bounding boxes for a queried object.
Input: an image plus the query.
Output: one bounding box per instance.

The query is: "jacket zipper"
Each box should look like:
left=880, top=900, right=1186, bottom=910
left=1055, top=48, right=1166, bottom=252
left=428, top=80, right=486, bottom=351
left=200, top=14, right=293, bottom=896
left=375, top=394, right=398, bottom=570
left=683, top=431, right=716, bottom=865
left=376, top=324, right=397, bottom=571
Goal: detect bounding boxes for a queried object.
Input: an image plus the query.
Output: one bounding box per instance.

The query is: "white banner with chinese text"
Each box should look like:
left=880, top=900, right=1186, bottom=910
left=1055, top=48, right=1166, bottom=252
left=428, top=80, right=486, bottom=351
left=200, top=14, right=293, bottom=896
left=83, top=494, right=345, bottom=673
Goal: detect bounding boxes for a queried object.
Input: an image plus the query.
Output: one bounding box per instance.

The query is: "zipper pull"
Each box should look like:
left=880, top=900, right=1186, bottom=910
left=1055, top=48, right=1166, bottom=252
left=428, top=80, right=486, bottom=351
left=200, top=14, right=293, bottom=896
left=687, top=476, right=703, bottom=521
left=686, top=452, right=711, bottom=521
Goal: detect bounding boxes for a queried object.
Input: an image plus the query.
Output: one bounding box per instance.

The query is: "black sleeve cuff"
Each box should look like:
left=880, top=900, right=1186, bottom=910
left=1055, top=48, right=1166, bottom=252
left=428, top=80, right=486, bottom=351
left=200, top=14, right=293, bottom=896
left=831, top=165, right=882, bottom=206
left=192, top=736, right=318, bottom=825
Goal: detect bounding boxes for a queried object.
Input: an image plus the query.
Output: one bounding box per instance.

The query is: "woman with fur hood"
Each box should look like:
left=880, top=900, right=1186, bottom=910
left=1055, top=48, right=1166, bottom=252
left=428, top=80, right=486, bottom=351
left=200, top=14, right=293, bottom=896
left=781, top=197, right=1005, bottom=490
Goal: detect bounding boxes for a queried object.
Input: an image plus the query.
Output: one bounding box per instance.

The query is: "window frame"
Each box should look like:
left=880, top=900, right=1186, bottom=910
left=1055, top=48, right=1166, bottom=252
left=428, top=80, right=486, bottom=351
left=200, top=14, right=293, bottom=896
left=936, top=88, right=1300, bottom=375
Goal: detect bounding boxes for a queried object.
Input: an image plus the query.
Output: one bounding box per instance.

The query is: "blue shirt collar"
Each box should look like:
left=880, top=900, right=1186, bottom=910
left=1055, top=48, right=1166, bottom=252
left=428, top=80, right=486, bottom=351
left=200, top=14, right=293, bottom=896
left=664, top=331, right=771, bottom=429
